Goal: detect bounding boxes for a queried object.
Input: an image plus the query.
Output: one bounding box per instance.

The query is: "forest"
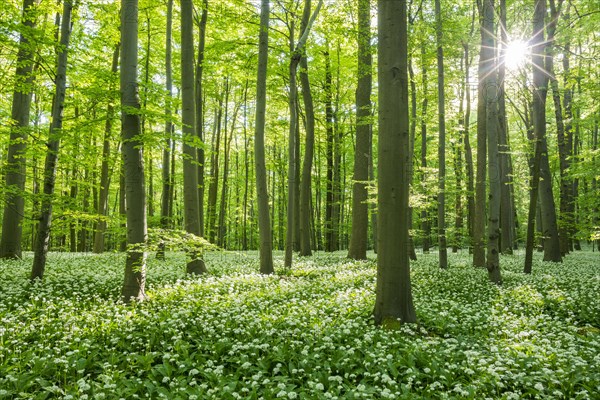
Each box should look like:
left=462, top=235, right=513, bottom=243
left=0, top=0, right=599, bottom=398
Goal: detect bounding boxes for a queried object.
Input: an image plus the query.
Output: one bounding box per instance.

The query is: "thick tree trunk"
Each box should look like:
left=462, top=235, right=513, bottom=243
left=31, top=1, right=73, bottom=280
left=0, top=0, right=37, bottom=259
left=435, top=0, right=448, bottom=269
left=498, top=0, right=516, bottom=254
left=348, top=0, right=372, bottom=260
left=120, top=0, right=147, bottom=302
left=374, top=0, right=416, bottom=325
left=181, top=0, right=206, bottom=274
left=473, top=0, right=489, bottom=268
left=254, top=0, right=274, bottom=274
left=481, top=0, right=502, bottom=284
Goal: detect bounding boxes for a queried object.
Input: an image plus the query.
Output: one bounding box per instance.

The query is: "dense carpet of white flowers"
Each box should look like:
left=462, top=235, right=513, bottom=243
left=0, top=250, right=598, bottom=399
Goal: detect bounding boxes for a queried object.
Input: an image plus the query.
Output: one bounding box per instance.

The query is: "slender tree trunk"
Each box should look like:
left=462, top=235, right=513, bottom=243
left=195, top=0, right=208, bottom=237
left=218, top=100, right=239, bottom=248
left=420, top=42, right=430, bottom=253
left=324, top=47, right=335, bottom=252
left=298, top=0, right=316, bottom=256
left=1, top=0, right=37, bottom=259
left=348, top=0, right=371, bottom=260
left=284, top=0, right=323, bottom=267
left=120, top=0, right=147, bottom=301
left=254, top=0, right=274, bottom=274
left=157, top=0, right=174, bottom=260
left=31, top=1, right=73, bottom=280
left=94, top=45, right=120, bottom=254
left=207, top=104, right=221, bottom=243
left=374, top=0, right=416, bottom=325
left=408, top=57, right=418, bottom=260
left=181, top=0, right=206, bottom=274
left=463, top=36, right=475, bottom=252
left=435, top=0, right=448, bottom=269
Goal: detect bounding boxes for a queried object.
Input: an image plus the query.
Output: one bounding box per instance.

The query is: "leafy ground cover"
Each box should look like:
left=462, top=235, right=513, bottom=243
left=0, top=250, right=599, bottom=399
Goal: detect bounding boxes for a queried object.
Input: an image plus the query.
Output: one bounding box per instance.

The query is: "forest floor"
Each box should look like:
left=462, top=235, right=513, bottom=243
left=0, top=249, right=599, bottom=399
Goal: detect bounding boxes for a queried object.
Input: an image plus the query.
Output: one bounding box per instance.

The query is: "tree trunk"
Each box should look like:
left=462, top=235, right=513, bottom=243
left=195, top=0, right=208, bottom=238
left=207, top=101, right=222, bottom=243
left=473, top=0, right=489, bottom=268
left=254, top=0, right=274, bottom=274
left=181, top=0, right=206, bottom=274
left=31, top=1, right=73, bottom=280
left=284, top=0, right=323, bottom=268
left=419, top=42, right=430, bottom=253
left=481, top=0, right=502, bottom=284
left=463, top=34, right=475, bottom=252
left=498, top=0, right=516, bottom=254
left=348, top=0, right=371, bottom=260
left=0, top=0, right=37, bottom=259
left=537, top=0, right=562, bottom=263
left=120, top=0, right=147, bottom=302
left=324, top=47, right=335, bottom=252
left=157, top=0, right=174, bottom=260
left=374, top=0, right=416, bottom=325
left=435, top=0, right=448, bottom=269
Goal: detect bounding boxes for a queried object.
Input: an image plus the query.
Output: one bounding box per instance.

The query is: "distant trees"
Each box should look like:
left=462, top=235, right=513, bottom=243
left=0, top=0, right=597, bottom=285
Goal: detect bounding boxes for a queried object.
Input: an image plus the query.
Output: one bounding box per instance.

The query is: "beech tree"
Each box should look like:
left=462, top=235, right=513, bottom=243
left=373, top=0, right=416, bottom=325
left=254, top=0, right=274, bottom=275
left=120, top=0, right=148, bottom=302
left=31, top=0, right=74, bottom=280
left=0, top=0, right=37, bottom=259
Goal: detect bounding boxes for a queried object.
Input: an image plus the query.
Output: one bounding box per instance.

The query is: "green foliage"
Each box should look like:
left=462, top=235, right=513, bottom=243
left=0, top=251, right=599, bottom=399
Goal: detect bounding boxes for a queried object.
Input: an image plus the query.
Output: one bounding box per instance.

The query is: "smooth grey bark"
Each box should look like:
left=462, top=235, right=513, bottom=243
left=473, top=0, right=490, bottom=268
left=284, top=0, right=323, bottom=268
left=254, top=0, right=274, bottom=274
left=498, top=0, right=516, bottom=254
left=348, top=0, right=371, bottom=260
left=434, top=0, right=448, bottom=269
left=324, top=47, right=335, bottom=252
left=481, top=0, right=502, bottom=284
left=181, top=0, right=206, bottom=274
left=94, top=44, right=120, bottom=254
left=157, top=0, right=174, bottom=260
left=207, top=96, right=223, bottom=243
left=548, top=0, right=571, bottom=256
left=1, top=0, right=36, bottom=259
left=373, top=0, right=416, bottom=325
left=120, top=0, right=147, bottom=302
left=419, top=41, right=430, bottom=253
left=298, top=0, right=316, bottom=257
left=536, top=0, right=562, bottom=263
left=195, top=0, right=208, bottom=237
left=525, top=0, right=548, bottom=274
left=31, top=0, right=73, bottom=280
